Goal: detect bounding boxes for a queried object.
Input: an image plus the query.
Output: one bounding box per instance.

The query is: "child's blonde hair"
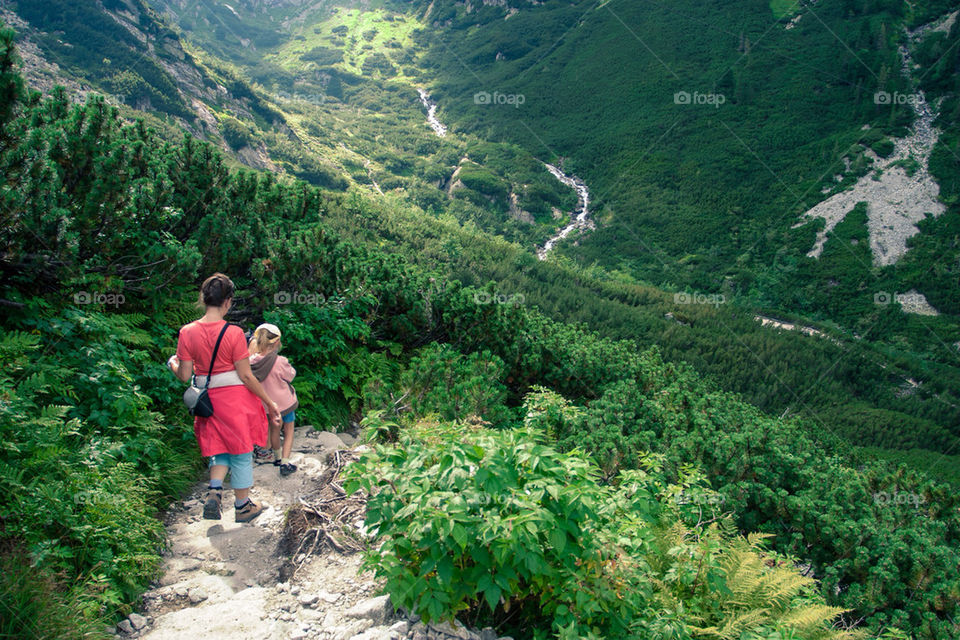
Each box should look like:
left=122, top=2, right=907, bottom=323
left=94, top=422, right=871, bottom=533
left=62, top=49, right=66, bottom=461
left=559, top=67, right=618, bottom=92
left=249, top=324, right=281, bottom=355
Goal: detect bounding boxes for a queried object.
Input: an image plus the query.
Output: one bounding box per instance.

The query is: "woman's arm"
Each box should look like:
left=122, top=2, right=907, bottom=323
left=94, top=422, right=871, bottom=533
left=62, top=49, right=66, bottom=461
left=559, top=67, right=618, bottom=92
left=235, top=358, right=282, bottom=426
left=168, top=356, right=194, bottom=383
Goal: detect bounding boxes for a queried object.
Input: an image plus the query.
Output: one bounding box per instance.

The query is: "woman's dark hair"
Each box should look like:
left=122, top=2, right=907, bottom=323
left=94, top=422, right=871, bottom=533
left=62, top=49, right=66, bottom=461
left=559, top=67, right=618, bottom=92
left=199, top=273, right=235, bottom=307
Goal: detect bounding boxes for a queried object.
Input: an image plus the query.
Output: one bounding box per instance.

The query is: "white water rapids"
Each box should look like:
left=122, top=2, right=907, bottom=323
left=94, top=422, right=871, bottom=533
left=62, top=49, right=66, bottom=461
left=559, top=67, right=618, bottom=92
left=416, top=89, right=593, bottom=258
left=417, top=88, right=447, bottom=137
left=536, top=163, right=593, bottom=260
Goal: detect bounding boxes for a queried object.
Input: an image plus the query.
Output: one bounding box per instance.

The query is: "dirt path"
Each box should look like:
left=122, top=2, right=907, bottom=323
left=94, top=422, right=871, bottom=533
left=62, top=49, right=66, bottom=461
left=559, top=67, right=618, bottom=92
left=112, top=426, right=509, bottom=640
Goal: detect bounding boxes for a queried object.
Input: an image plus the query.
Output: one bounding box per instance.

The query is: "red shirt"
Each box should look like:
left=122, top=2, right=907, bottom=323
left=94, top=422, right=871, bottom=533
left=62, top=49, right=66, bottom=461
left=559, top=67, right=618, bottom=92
left=176, top=321, right=248, bottom=376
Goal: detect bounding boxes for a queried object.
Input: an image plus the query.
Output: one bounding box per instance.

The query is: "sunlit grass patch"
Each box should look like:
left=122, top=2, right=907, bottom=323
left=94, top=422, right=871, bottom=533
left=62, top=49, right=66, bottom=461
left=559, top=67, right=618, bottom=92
left=770, top=0, right=801, bottom=20
left=270, top=7, right=423, bottom=81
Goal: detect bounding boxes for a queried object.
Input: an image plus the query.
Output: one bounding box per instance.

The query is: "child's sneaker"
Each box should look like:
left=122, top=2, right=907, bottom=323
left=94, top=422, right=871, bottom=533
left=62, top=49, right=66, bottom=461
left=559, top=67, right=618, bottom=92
left=202, top=488, right=222, bottom=520
left=279, top=463, right=297, bottom=477
left=235, top=499, right=264, bottom=523
left=253, top=445, right=274, bottom=464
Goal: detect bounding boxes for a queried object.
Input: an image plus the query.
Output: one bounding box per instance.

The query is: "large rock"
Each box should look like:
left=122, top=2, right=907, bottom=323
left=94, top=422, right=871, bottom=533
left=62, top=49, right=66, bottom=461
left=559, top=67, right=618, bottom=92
left=314, top=430, right=347, bottom=451
left=138, top=587, right=282, bottom=640
left=298, top=593, right=319, bottom=607
left=344, top=595, right=392, bottom=626
left=428, top=620, right=477, bottom=640
left=334, top=619, right=373, bottom=640
left=128, top=613, right=148, bottom=630
left=349, top=626, right=392, bottom=640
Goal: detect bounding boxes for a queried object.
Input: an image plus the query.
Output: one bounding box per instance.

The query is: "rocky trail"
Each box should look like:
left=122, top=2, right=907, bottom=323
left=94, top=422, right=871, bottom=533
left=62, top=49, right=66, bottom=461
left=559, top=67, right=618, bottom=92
left=112, top=426, right=509, bottom=640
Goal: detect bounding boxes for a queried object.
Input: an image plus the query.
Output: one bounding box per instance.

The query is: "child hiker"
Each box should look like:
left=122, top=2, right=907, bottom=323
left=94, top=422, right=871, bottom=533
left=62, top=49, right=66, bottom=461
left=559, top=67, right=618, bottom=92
left=248, top=323, right=299, bottom=477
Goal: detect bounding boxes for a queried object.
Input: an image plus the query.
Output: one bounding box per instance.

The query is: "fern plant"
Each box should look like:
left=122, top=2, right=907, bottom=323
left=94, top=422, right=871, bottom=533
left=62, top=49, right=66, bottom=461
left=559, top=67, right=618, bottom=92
left=679, top=533, right=861, bottom=640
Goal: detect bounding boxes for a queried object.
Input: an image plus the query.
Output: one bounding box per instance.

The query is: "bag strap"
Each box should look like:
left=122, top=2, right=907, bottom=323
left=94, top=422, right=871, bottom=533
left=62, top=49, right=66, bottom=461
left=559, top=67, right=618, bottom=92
left=204, top=322, right=232, bottom=389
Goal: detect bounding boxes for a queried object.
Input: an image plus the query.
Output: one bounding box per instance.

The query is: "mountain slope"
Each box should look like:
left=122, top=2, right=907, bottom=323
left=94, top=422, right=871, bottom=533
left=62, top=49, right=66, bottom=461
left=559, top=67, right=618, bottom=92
left=1, top=25, right=959, bottom=638
left=406, top=0, right=960, bottom=364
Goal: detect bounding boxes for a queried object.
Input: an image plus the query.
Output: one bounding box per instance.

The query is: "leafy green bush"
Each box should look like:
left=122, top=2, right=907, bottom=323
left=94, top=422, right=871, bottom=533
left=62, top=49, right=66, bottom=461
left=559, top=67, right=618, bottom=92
left=361, top=53, right=397, bottom=78
left=346, top=420, right=860, bottom=640
left=0, top=306, right=200, bottom=629
left=301, top=46, right=344, bottom=65
left=456, top=164, right=510, bottom=200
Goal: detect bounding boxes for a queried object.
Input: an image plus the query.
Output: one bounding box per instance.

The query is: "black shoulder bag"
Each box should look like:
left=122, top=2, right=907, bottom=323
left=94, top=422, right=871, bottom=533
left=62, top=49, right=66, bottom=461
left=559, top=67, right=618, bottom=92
left=183, top=322, right=231, bottom=418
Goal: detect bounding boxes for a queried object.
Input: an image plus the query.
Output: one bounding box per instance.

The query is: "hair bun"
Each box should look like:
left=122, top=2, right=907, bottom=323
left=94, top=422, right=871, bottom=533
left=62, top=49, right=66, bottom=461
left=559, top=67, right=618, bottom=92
left=200, top=273, right=235, bottom=307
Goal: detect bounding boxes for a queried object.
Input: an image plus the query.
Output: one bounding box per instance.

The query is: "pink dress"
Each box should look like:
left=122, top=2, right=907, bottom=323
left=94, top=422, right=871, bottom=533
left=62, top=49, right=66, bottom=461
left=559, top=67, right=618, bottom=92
left=176, top=321, right=267, bottom=456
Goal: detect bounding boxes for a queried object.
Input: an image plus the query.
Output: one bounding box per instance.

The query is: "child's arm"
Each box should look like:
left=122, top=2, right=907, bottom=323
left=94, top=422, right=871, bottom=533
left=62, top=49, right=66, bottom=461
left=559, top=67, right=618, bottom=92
left=278, top=356, right=296, bottom=382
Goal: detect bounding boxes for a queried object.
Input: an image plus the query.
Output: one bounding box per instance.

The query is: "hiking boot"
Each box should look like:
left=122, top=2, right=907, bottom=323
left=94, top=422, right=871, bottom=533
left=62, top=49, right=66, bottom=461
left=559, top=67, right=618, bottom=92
left=235, top=499, right=264, bottom=523
left=253, top=445, right=274, bottom=464
left=279, top=463, right=297, bottom=477
left=202, top=488, right=222, bottom=520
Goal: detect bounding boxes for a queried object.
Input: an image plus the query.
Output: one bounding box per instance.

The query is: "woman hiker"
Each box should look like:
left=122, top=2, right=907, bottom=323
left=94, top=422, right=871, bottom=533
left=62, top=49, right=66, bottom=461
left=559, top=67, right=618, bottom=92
left=167, top=273, right=282, bottom=522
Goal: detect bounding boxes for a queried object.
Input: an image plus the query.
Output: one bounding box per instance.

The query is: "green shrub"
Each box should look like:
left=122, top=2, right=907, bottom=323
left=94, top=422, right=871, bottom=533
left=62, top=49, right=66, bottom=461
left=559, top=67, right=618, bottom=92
left=346, top=420, right=860, bottom=640
left=301, top=46, right=344, bottom=65
left=522, top=371, right=960, bottom=637
left=0, top=541, right=103, bottom=640
left=870, top=137, right=896, bottom=158
left=399, top=343, right=511, bottom=425
left=0, top=307, right=200, bottom=630
left=219, top=114, right=256, bottom=150
left=261, top=299, right=375, bottom=429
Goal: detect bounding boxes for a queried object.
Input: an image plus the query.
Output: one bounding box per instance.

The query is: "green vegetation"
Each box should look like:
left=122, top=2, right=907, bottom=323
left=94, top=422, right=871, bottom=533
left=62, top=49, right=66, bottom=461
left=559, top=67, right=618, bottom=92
left=347, top=420, right=859, bottom=640
left=268, top=7, right=421, bottom=82
left=14, top=0, right=193, bottom=119
left=770, top=0, right=801, bottom=20
left=406, top=0, right=960, bottom=450
left=412, top=0, right=917, bottom=303
left=20, top=0, right=956, bottom=465
left=3, top=4, right=960, bottom=638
